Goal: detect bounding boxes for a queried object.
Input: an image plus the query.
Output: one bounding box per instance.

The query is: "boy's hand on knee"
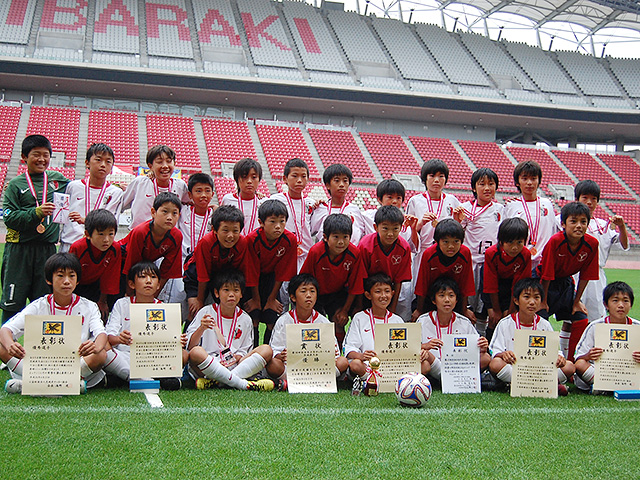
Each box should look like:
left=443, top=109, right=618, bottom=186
left=78, top=340, right=96, bottom=357
left=243, top=298, right=259, bottom=313
left=119, top=330, right=132, bottom=346
left=265, top=297, right=283, bottom=314
left=362, top=350, right=377, bottom=362
left=499, top=350, right=516, bottom=364
left=572, top=300, right=587, bottom=315
left=556, top=355, right=566, bottom=368
left=8, top=342, right=25, bottom=359
left=275, top=349, right=287, bottom=363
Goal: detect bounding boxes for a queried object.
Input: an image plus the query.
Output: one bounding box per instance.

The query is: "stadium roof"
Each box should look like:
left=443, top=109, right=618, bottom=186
left=331, top=0, right=640, bottom=57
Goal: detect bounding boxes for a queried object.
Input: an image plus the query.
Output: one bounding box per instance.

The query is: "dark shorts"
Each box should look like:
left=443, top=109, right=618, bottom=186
left=538, top=275, right=588, bottom=323
left=246, top=272, right=279, bottom=325
left=482, top=278, right=513, bottom=314
left=316, top=289, right=349, bottom=320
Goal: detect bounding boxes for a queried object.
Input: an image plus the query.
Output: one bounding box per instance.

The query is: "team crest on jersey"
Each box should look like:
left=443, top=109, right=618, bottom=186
left=343, top=260, right=352, bottom=271
left=234, top=328, right=242, bottom=340
left=454, top=337, right=467, bottom=347
left=577, top=252, right=588, bottom=262
left=453, top=263, right=463, bottom=274
left=50, top=181, right=59, bottom=190
left=391, top=255, right=402, bottom=265
left=611, top=329, right=628, bottom=341
left=529, top=336, right=546, bottom=348
left=513, top=263, right=521, bottom=272
left=495, top=212, right=501, bottom=221
left=542, top=207, right=548, bottom=216
left=276, top=247, right=286, bottom=257
left=389, top=328, right=407, bottom=341
left=43, top=321, right=63, bottom=335
left=447, top=206, right=453, bottom=215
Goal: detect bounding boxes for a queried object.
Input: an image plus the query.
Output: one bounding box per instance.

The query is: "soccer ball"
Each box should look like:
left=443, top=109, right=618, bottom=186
left=395, top=373, right=432, bottom=408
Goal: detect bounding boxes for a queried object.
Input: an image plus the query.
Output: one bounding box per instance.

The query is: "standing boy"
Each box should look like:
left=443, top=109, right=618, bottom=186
left=178, top=173, right=215, bottom=263
left=221, top=158, right=264, bottom=236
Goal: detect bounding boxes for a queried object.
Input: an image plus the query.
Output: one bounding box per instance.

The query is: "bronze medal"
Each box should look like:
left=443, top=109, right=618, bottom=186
left=431, top=219, right=438, bottom=227
left=36, top=223, right=46, bottom=234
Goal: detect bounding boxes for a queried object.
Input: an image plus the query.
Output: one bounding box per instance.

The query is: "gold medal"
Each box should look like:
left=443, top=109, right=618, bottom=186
left=530, top=246, right=537, bottom=256
left=297, top=245, right=303, bottom=257
left=36, top=222, right=46, bottom=234
left=431, top=219, right=438, bottom=227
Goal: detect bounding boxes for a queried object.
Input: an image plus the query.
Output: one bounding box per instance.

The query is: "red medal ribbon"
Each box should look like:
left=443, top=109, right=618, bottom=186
left=236, top=194, right=258, bottom=236
left=153, top=178, right=174, bottom=197
left=291, top=309, right=319, bottom=324
left=521, top=197, right=541, bottom=247
left=464, top=200, right=493, bottom=223
left=190, top=206, right=211, bottom=253
left=84, top=179, right=109, bottom=215
left=513, top=312, right=539, bottom=330
left=604, top=316, right=632, bottom=325
left=366, top=308, right=391, bottom=340
left=284, top=193, right=306, bottom=245
left=215, top=304, right=240, bottom=348
left=423, top=192, right=445, bottom=221
left=588, top=218, right=610, bottom=236
left=48, top=294, right=80, bottom=316
left=26, top=172, right=48, bottom=207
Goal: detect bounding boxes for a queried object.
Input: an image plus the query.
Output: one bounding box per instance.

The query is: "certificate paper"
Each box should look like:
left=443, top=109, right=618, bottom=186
left=286, top=323, right=337, bottom=393
left=442, top=333, right=481, bottom=394
left=511, top=330, right=559, bottom=399
left=52, top=192, right=70, bottom=224
left=594, top=323, right=640, bottom=391
left=374, top=323, right=421, bottom=393
left=22, top=315, right=82, bottom=396
left=130, top=304, right=182, bottom=379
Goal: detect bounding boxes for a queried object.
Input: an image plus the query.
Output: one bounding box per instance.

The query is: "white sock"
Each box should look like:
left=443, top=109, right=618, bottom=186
left=6, top=357, right=23, bottom=379
left=80, top=357, right=94, bottom=379
left=198, top=355, right=248, bottom=390
left=335, top=365, right=341, bottom=377
left=232, top=353, right=266, bottom=379
left=429, top=358, right=442, bottom=380
left=103, top=350, right=130, bottom=381
left=559, top=329, right=571, bottom=359
left=581, top=365, right=595, bottom=384
left=557, top=369, right=568, bottom=384
left=496, top=364, right=512, bottom=383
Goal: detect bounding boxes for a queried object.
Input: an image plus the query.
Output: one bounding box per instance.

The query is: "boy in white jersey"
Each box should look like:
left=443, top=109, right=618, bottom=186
left=267, top=274, right=348, bottom=381
left=178, top=173, right=215, bottom=263
left=221, top=159, right=264, bottom=236
left=575, top=180, right=629, bottom=320
left=122, top=145, right=189, bottom=230
left=344, top=274, right=415, bottom=379
left=418, top=277, right=490, bottom=384
left=489, top=278, right=574, bottom=395
left=1, top=253, right=107, bottom=393
left=574, top=281, right=640, bottom=392
left=187, top=269, right=283, bottom=392
left=406, top=159, right=460, bottom=290
left=311, top=163, right=365, bottom=245
left=456, top=168, right=503, bottom=335
left=103, top=261, right=187, bottom=390
left=503, top=161, right=556, bottom=269
left=61, top=143, right=124, bottom=252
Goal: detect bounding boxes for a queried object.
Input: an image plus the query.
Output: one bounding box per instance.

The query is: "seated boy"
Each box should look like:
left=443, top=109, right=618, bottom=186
left=300, top=213, right=366, bottom=346
left=121, top=192, right=183, bottom=297
left=489, top=278, right=575, bottom=395
left=538, top=201, right=599, bottom=361
left=311, top=163, right=365, bottom=245
left=186, top=269, right=282, bottom=392
left=483, top=217, right=531, bottom=340
left=412, top=219, right=475, bottom=323
left=267, top=274, right=348, bottom=381
left=221, top=158, right=264, bottom=236
left=245, top=200, right=297, bottom=346
left=359, top=205, right=412, bottom=315
left=418, top=277, right=490, bottom=385
left=574, top=281, right=640, bottom=392
left=1, top=253, right=107, bottom=393
left=183, top=205, right=257, bottom=319
left=70, top=209, right=122, bottom=319
left=575, top=180, right=629, bottom=320
left=103, top=261, right=186, bottom=390
left=344, top=273, right=416, bottom=380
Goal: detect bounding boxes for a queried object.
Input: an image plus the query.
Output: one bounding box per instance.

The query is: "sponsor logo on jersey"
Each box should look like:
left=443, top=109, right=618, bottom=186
left=276, top=247, right=286, bottom=257
left=391, top=255, right=402, bottom=265
left=343, top=260, right=352, bottom=271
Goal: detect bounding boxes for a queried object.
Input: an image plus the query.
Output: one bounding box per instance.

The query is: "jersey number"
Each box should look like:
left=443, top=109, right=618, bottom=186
left=478, top=241, right=493, bottom=255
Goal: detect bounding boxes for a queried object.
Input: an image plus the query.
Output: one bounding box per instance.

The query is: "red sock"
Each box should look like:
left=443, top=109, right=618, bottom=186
left=568, top=319, right=589, bottom=362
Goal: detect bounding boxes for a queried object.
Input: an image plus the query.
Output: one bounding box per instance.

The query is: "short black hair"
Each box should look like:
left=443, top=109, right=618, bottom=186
left=513, top=278, right=544, bottom=301
left=434, top=218, right=465, bottom=242
left=153, top=192, right=182, bottom=211
left=323, top=213, right=352, bottom=237
left=84, top=209, right=118, bottom=235
left=364, top=273, right=394, bottom=293
left=86, top=143, right=114, bottom=163
left=258, top=199, right=288, bottom=222
left=374, top=205, right=404, bottom=226
left=146, top=145, right=175, bottom=166
left=188, top=172, right=214, bottom=191
left=288, top=273, right=319, bottom=299
left=211, top=205, right=244, bottom=231
left=376, top=179, right=405, bottom=201
left=574, top=180, right=601, bottom=202
left=470, top=168, right=499, bottom=198
left=513, top=160, right=542, bottom=192
left=603, top=281, right=634, bottom=307
left=498, top=217, right=529, bottom=244
left=428, top=276, right=460, bottom=303
left=323, top=163, right=353, bottom=186
left=233, top=158, right=262, bottom=184
left=22, top=134, right=52, bottom=158
left=284, top=158, right=309, bottom=177
left=213, top=268, right=246, bottom=294
left=45, top=253, right=82, bottom=283
left=420, top=159, right=449, bottom=184
left=560, top=201, right=591, bottom=224
left=127, top=261, right=160, bottom=282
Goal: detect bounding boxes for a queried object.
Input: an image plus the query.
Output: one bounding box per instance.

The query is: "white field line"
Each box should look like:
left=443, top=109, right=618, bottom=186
left=0, top=404, right=639, bottom=416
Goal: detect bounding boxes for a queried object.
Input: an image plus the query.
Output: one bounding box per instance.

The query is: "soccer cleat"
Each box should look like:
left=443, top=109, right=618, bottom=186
left=558, top=383, right=569, bottom=397
left=4, top=379, right=22, bottom=394
left=196, top=377, right=217, bottom=390
left=276, top=378, right=288, bottom=392
left=79, top=380, right=87, bottom=394
left=159, top=377, right=182, bottom=391
left=246, top=378, right=276, bottom=392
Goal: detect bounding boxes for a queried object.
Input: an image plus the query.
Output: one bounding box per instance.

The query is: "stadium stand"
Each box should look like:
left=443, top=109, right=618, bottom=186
left=146, top=114, right=200, bottom=173
left=280, top=1, right=347, bottom=73
left=608, top=57, right=640, bottom=98
left=503, top=89, right=548, bottom=103
left=325, top=10, right=388, bottom=68
left=92, top=52, right=140, bottom=66
left=0, top=164, right=7, bottom=197
left=555, top=50, right=620, bottom=97
left=359, top=132, right=420, bottom=180
left=93, top=0, right=140, bottom=54
left=308, top=71, right=354, bottom=86
left=457, top=85, right=502, bottom=99
left=255, top=66, right=303, bottom=81
left=0, top=0, right=37, bottom=44
left=193, top=0, right=243, bottom=51
left=548, top=93, right=590, bottom=107
left=308, top=128, right=375, bottom=184
left=346, top=186, right=379, bottom=211
left=591, top=96, right=633, bottom=109
left=0, top=106, right=21, bottom=162
left=213, top=175, right=269, bottom=204
left=597, top=153, right=640, bottom=198
left=145, top=0, right=194, bottom=59
left=87, top=110, right=140, bottom=166
left=360, top=75, right=405, bottom=90
left=275, top=180, right=327, bottom=202
left=408, top=136, right=473, bottom=189
left=552, top=149, right=633, bottom=200
left=200, top=118, right=257, bottom=175
left=507, top=146, right=575, bottom=196
left=148, top=56, right=196, bottom=71
left=457, top=140, right=517, bottom=193
left=18, top=164, right=75, bottom=180
left=606, top=203, right=640, bottom=244
left=409, top=81, right=454, bottom=94
left=255, top=124, right=320, bottom=180
left=39, top=0, right=87, bottom=34
left=26, top=106, right=81, bottom=166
